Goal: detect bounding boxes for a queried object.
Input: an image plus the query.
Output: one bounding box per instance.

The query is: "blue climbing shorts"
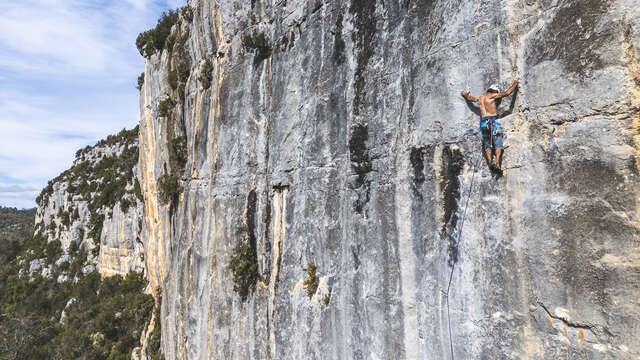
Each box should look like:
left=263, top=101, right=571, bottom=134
left=479, top=116, right=504, bottom=150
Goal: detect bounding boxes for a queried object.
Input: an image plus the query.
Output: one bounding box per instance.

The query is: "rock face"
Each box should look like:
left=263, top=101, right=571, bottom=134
left=35, top=128, right=146, bottom=276
left=139, top=0, right=640, bottom=359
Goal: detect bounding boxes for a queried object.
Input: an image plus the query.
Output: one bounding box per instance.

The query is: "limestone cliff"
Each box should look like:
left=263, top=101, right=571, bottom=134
left=35, top=127, right=146, bottom=277
left=139, top=0, right=640, bottom=359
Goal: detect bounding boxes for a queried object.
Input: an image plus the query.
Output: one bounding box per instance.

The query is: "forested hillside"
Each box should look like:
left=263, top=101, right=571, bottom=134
left=0, top=197, right=159, bottom=359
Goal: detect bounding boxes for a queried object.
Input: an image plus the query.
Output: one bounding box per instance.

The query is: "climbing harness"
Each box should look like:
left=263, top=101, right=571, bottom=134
left=441, top=154, right=480, bottom=360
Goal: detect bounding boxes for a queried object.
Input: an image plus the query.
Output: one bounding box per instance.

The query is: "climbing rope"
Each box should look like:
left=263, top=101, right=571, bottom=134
left=442, top=153, right=480, bottom=360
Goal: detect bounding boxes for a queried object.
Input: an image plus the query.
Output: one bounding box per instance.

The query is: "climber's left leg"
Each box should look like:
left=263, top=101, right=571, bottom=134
left=495, top=149, right=503, bottom=170
left=493, top=130, right=504, bottom=170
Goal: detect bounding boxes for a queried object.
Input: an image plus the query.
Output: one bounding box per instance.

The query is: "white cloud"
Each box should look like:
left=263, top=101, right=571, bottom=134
left=0, top=0, right=185, bottom=208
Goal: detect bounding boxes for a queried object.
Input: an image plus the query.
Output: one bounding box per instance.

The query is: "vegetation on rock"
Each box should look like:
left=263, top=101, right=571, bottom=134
left=146, top=296, right=165, bottom=360
left=242, top=30, right=272, bottom=63
left=0, top=207, right=35, bottom=266
left=37, top=127, right=141, bottom=256
left=136, top=10, right=180, bottom=57
left=170, top=136, right=188, bottom=174
left=303, top=262, right=319, bottom=299
left=199, top=58, right=213, bottom=89
left=158, top=98, right=176, bottom=117
left=137, top=72, right=145, bottom=90
left=229, top=226, right=259, bottom=302
left=322, top=287, right=332, bottom=306
left=181, top=5, right=193, bottom=23
left=158, top=174, right=182, bottom=204
left=0, top=209, right=155, bottom=359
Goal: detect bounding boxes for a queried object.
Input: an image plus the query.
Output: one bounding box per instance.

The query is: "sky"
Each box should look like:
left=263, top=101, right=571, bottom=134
left=0, top=0, right=186, bottom=209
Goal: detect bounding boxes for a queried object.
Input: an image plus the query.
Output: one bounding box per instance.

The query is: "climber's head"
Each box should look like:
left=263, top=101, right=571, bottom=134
left=486, top=84, right=500, bottom=94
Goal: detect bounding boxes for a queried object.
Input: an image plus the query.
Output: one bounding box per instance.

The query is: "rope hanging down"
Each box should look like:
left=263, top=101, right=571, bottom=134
left=442, top=154, right=480, bottom=360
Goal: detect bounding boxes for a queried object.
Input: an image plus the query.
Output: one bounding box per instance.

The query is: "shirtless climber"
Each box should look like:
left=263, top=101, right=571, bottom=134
left=461, top=77, right=519, bottom=171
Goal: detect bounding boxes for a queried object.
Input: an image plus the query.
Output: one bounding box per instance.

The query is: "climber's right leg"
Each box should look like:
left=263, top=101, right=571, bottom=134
left=493, top=132, right=504, bottom=170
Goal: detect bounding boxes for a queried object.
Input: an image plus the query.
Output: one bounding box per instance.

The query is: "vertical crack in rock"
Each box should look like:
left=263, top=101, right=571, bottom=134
left=247, top=190, right=258, bottom=252
left=192, top=90, right=205, bottom=179
left=439, top=146, right=465, bottom=266
left=262, top=188, right=272, bottom=280
left=348, top=0, right=376, bottom=214
left=349, top=0, right=376, bottom=115
left=623, top=23, right=640, bottom=173
left=333, top=10, right=346, bottom=64
left=262, top=56, right=273, bottom=281
left=410, top=146, right=427, bottom=198
left=211, top=63, right=225, bottom=175
left=268, top=187, right=287, bottom=357
left=349, top=124, right=372, bottom=213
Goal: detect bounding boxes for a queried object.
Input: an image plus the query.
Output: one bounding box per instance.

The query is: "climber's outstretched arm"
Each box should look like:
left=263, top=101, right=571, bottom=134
left=494, top=77, right=519, bottom=99
left=461, top=90, right=477, bottom=102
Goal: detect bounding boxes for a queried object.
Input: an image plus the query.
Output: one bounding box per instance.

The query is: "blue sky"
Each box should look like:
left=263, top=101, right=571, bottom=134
left=0, top=0, right=186, bottom=209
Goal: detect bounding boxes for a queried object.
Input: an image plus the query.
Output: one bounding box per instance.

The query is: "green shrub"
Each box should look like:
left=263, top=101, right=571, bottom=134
left=158, top=98, right=175, bottom=117
left=89, top=213, right=104, bottom=243
left=178, top=83, right=186, bottom=100
left=95, top=126, right=139, bottom=148
left=119, top=197, right=132, bottom=213
left=199, top=58, right=213, bottom=89
left=176, top=30, right=190, bottom=54
left=72, top=208, right=80, bottom=222
left=242, top=30, right=272, bottom=63
left=36, top=180, right=54, bottom=206
left=229, top=227, right=259, bottom=301
left=136, top=10, right=179, bottom=57
left=158, top=174, right=182, bottom=203
left=137, top=72, right=145, bottom=90
left=61, top=210, right=71, bottom=227
left=170, top=136, right=188, bottom=173
left=165, top=34, right=176, bottom=53
left=69, top=240, right=79, bottom=254
left=322, top=287, right=332, bottom=306
left=181, top=5, right=193, bottom=22
left=178, top=62, right=190, bottom=82
left=147, top=297, right=164, bottom=360
left=45, top=239, right=62, bottom=264
left=136, top=30, right=154, bottom=57
left=302, top=262, right=319, bottom=299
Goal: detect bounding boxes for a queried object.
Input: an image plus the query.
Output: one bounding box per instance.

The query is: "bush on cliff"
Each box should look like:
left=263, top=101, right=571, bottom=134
left=170, top=136, right=188, bottom=173
left=147, top=296, right=165, bottom=360
left=302, top=262, right=319, bottom=299
left=181, top=5, right=193, bottom=22
left=158, top=174, right=182, bottom=203
left=137, top=72, right=145, bottom=91
left=158, top=98, right=176, bottom=117
left=229, top=227, right=259, bottom=302
left=242, top=31, right=272, bottom=63
left=136, top=10, right=179, bottom=57
left=199, top=58, right=213, bottom=89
